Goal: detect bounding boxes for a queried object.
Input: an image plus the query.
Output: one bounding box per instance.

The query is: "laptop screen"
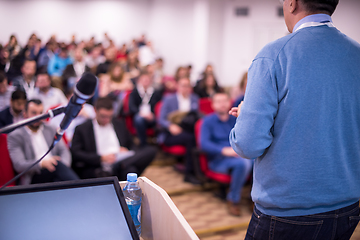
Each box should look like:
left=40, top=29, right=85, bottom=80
left=0, top=177, right=139, bottom=240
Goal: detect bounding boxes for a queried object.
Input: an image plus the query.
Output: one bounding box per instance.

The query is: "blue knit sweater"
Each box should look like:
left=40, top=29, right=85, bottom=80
left=230, top=19, right=360, bottom=216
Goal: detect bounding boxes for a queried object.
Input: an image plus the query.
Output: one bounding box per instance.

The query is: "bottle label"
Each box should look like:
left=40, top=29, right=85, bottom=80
left=137, top=206, right=141, bottom=223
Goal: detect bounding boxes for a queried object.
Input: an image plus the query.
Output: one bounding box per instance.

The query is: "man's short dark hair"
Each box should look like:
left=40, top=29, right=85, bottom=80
left=95, top=97, right=114, bottom=111
left=0, top=71, right=7, bottom=83
left=301, top=0, right=339, bottom=16
left=11, top=90, right=27, bottom=101
left=25, top=99, right=42, bottom=112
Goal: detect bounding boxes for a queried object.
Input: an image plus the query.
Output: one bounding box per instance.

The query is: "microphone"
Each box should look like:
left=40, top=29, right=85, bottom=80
left=53, top=72, right=98, bottom=146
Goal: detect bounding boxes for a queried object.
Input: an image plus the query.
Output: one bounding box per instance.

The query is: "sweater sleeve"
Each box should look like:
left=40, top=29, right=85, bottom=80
left=230, top=57, right=278, bottom=159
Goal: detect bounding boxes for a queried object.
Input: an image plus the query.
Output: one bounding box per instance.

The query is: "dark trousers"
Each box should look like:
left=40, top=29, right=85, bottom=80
left=245, top=201, right=360, bottom=240
left=31, top=161, right=79, bottom=184
left=133, top=114, right=156, bottom=146
left=112, top=145, right=156, bottom=181
left=164, top=131, right=196, bottom=175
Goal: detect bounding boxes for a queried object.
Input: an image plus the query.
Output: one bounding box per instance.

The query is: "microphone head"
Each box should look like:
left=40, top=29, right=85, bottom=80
left=75, top=72, right=98, bottom=98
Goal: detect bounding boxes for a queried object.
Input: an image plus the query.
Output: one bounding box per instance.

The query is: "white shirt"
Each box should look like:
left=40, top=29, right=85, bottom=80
left=73, top=61, right=86, bottom=78
left=92, top=119, right=120, bottom=156
left=177, top=94, right=191, bottom=112
left=24, top=125, right=53, bottom=161
left=29, top=87, right=68, bottom=111
left=137, top=85, right=154, bottom=115
left=0, top=85, right=15, bottom=111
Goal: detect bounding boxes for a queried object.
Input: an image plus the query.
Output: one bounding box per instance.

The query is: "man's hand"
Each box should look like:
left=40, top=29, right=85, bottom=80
left=169, top=124, right=183, bottom=136
left=101, top=154, right=116, bottom=164
left=141, top=113, right=154, bottom=121
left=229, top=102, right=243, bottom=118
left=119, top=147, right=129, bottom=153
left=221, top=147, right=238, bottom=157
left=40, top=156, right=60, bottom=172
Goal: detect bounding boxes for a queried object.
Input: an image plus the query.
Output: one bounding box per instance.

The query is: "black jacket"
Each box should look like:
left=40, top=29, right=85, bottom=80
left=70, top=118, right=133, bottom=178
left=128, top=87, right=163, bottom=115
left=0, top=107, right=13, bottom=128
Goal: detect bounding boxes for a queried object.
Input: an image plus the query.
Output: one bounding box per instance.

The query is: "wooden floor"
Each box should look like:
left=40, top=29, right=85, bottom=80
left=142, top=153, right=360, bottom=240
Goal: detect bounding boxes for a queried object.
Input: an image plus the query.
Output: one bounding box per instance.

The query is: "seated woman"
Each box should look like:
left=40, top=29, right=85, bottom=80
left=193, top=73, right=222, bottom=98
left=99, top=62, right=133, bottom=97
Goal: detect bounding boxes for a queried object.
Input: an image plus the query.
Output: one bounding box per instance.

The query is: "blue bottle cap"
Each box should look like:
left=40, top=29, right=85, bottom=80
left=127, top=173, right=138, bottom=182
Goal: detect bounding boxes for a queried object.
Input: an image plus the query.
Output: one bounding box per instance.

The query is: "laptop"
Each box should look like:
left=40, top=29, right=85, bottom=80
left=0, top=177, right=140, bottom=240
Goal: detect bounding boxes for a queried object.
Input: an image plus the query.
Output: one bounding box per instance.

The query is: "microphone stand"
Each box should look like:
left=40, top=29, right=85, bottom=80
left=0, top=107, right=66, bottom=134
left=0, top=107, right=66, bottom=190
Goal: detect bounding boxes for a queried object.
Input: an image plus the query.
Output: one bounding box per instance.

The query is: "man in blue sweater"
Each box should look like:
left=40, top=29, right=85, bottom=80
left=229, top=0, right=360, bottom=239
left=201, top=92, right=253, bottom=216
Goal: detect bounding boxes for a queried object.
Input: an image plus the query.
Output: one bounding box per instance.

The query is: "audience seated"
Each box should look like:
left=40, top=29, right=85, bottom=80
left=62, top=47, right=91, bottom=92
left=11, top=60, right=37, bottom=97
left=5, top=35, right=21, bottom=61
left=49, top=90, right=95, bottom=145
left=0, top=47, right=12, bottom=79
left=0, top=89, right=26, bottom=128
left=193, top=73, right=222, bottom=98
left=158, top=77, right=200, bottom=184
left=47, top=47, right=73, bottom=90
left=28, top=72, right=68, bottom=111
left=85, top=45, right=105, bottom=74
left=37, top=40, right=57, bottom=73
left=124, top=50, right=141, bottom=80
left=0, top=32, right=251, bottom=196
left=71, top=97, right=156, bottom=180
left=7, top=99, right=79, bottom=185
left=200, top=92, right=253, bottom=216
left=0, top=71, right=15, bottom=111
left=96, top=47, right=116, bottom=76
left=129, top=72, right=163, bottom=146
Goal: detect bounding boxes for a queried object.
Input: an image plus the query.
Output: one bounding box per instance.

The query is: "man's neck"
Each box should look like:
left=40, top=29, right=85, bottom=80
left=24, top=75, right=33, bottom=83
left=40, top=87, right=51, bottom=94
left=217, top=112, right=230, bottom=122
left=27, top=125, right=40, bottom=133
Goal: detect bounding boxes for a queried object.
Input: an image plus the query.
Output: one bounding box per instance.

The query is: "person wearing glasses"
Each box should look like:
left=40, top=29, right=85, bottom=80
left=229, top=0, right=360, bottom=239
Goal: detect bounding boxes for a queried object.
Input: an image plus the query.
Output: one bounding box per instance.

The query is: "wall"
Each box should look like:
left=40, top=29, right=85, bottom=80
left=0, top=0, right=359, bottom=86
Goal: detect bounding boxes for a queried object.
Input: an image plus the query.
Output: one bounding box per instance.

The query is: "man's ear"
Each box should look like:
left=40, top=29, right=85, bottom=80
left=289, top=0, right=298, bottom=13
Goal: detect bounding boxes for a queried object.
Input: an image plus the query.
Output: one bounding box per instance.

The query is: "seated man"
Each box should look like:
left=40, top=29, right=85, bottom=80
left=47, top=47, right=73, bottom=90
left=0, top=89, right=27, bottom=128
left=7, top=99, right=79, bottom=185
left=71, top=97, right=156, bottom=180
left=200, top=92, right=253, bottom=216
left=28, top=72, right=68, bottom=111
left=11, top=60, right=37, bottom=97
left=158, top=77, right=200, bottom=184
left=0, top=71, right=15, bottom=112
left=129, top=72, right=163, bottom=146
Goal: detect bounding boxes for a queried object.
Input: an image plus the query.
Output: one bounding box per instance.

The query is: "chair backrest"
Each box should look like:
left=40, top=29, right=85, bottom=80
left=154, top=101, right=163, bottom=121
left=0, top=134, right=15, bottom=187
left=194, top=119, right=209, bottom=172
left=199, top=98, right=214, bottom=115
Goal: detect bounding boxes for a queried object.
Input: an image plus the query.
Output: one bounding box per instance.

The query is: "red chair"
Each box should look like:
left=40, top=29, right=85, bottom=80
left=122, top=90, right=137, bottom=135
left=122, top=90, right=155, bottom=137
left=199, top=98, right=214, bottom=115
left=154, top=101, right=186, bottom=156
left=194, top=119, right=231, bottom=184
left=0, top=134, right=16, bottom=187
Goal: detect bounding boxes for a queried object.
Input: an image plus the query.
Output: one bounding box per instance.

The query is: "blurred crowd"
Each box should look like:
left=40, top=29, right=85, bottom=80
left=0, top=32, right=251, bottom=216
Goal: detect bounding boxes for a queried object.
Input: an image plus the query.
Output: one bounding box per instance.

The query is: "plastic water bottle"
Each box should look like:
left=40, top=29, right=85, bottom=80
left=123, top=173, right=142, bottom=236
